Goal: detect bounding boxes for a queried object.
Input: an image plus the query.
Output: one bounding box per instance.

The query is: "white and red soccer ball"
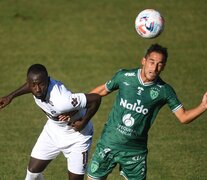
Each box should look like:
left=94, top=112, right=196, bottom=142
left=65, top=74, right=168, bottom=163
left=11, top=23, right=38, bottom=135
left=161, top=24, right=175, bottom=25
left=135, top=9, right=164, bottom=39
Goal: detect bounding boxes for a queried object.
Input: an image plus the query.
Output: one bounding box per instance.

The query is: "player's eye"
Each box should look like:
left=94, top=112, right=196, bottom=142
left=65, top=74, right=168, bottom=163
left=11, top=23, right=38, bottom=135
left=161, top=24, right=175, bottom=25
left=149, top=60, right=155, bottom=65
left=158, top=63, right=164, bottom=68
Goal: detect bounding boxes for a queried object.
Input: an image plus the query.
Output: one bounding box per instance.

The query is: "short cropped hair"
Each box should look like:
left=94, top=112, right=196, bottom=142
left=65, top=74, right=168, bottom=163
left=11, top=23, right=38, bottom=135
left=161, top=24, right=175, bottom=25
left=27, top=64, right=48, bottom=77
left=145, top=44, right=168, bottom=63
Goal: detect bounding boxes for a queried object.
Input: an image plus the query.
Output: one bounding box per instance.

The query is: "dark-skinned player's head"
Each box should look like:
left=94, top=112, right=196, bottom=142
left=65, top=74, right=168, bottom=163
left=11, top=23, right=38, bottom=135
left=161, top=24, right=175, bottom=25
left=27, top=64, right=49, bottom=100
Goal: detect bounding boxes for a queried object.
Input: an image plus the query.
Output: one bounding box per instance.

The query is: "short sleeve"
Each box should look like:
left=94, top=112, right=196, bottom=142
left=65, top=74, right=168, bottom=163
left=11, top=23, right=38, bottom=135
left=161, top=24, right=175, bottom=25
left=69, top=93, right=87, bottom=109
left=105, top=69, right=123, bottom=92
left=165, top=85, right=182, bottom=112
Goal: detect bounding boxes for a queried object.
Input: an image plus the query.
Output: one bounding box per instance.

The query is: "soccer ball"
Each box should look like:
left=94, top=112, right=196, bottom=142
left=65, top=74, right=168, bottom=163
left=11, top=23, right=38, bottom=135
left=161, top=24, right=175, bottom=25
left=135, top=9, right=164, bottom=39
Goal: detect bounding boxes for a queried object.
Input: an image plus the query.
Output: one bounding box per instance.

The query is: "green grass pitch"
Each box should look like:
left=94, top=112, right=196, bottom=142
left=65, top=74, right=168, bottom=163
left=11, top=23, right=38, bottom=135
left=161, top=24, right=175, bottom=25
left=0, top=0, right=206, bottom=179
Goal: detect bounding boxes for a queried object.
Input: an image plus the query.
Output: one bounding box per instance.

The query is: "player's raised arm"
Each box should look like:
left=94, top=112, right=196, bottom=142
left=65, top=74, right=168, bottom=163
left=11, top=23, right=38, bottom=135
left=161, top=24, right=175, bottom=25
left=0, top=83, right=31, bottom=109
left=174, top=92, right=207, bottom=124
left=70, top=93, right=101, bottom=131
left=90, top=84, right=110, bottom=97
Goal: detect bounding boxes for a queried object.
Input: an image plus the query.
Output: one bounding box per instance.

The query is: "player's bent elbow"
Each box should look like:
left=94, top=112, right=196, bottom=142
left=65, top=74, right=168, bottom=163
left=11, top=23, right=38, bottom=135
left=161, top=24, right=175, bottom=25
left=179, top=120, right=189, bottom=124
left=178, top=118, right=191, bottom=124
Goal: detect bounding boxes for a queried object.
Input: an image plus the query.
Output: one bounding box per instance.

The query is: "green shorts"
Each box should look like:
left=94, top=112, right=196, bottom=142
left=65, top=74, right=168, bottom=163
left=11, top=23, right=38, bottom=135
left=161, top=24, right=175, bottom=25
left=87, top=143, right=147, bottom=180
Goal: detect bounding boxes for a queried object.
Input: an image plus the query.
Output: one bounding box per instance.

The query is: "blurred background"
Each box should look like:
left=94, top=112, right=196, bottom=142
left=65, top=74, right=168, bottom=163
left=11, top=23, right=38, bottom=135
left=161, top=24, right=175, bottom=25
left=0, top=0, right=206, bottom=179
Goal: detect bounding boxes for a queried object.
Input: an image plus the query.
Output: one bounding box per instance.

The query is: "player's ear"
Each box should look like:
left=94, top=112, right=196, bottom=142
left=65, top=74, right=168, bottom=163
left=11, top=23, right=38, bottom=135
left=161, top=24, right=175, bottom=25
left=160, top=63, right=166, bottom=71
left=141, top=57, right=146, bottom=66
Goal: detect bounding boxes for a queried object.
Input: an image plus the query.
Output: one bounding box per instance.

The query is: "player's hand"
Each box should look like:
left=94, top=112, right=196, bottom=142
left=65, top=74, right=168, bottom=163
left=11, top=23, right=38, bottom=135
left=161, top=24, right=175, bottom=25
left=58, top=110, right=78, bottom=122
left=58, top=114, right=70, bottom=121
left=69, top=119, right=85, bottom=131
left=0, top=96, right=13, bottom=109
left=201, top=91, right=207, bottom=109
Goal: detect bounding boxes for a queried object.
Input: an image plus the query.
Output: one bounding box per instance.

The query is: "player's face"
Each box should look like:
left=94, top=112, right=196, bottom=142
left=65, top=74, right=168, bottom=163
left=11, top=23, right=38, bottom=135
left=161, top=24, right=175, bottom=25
left=141, top=52, right=166, bottom=82
left=27, top=72, right=49, bottom=100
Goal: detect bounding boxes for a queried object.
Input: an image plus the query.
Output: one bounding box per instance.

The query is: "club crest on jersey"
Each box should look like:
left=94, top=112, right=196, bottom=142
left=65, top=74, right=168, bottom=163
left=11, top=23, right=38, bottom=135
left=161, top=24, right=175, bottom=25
left=90, top=161, right=99, bottom=173
left=71, top=98, right=78, bottom=107
left=150, top=88, right=159, bottom=99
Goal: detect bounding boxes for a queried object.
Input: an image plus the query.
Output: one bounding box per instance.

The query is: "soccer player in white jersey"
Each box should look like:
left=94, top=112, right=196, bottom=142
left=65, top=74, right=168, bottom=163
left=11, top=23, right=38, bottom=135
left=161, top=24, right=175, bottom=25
left=87, top=44, right=207, bottom=180
left=0, top=64, right=101, bottom=180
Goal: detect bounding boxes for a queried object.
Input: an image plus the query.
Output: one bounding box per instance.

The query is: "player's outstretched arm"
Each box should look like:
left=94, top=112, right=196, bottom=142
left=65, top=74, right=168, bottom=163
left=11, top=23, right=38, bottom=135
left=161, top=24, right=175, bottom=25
left=174, top=92, right=207, bottom=124
left=90, top=84, right=110, bottom=97
left=0, top=83, right=31, bottom=109
left=70, top=93, right=101, bottom=131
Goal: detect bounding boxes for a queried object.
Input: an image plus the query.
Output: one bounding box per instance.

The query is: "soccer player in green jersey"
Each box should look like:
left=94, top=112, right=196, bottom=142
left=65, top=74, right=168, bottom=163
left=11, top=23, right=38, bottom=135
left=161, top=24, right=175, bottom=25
left=87, top=44, right=207, bottom=180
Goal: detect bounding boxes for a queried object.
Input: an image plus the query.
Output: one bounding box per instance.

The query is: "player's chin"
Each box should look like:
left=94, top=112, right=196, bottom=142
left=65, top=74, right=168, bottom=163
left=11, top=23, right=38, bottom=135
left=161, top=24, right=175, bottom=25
left=34, top=94, right=44, bottom=100
left=147, top=75, right=156, bottom=81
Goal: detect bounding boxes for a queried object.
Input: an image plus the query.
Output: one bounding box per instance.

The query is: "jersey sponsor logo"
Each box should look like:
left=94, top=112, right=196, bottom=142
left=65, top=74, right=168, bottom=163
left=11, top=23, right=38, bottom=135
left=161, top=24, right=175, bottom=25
left=122, top=114, right=135, bottom=127
left=71, top=98, right=78, bottom=107
left=117, top=123, right=136, bottom=136
left=120, top=98, right=148, bottom=115
left=150, top=87, right=160, bottom=99
left=137, top=87, right=144, bottom=95
left=124, top=72, right=136, bottom=76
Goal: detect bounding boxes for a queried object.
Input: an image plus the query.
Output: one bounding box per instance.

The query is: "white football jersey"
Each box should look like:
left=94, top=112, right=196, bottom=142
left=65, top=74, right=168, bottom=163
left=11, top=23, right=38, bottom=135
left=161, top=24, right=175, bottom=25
left=33, top=78, right=93, bottom=134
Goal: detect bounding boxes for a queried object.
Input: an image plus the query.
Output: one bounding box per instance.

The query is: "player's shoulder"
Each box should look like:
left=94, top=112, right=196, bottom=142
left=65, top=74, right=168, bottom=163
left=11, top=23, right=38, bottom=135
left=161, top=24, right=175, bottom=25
left=115, top=68, right=138, bottom=77
left=156, top=77, right=175, bottom=92
left=48, top=78, right=78, bottom=109
left=49, top=78, right=71, bottom=95
left=49, top=78, right=62, bottom=90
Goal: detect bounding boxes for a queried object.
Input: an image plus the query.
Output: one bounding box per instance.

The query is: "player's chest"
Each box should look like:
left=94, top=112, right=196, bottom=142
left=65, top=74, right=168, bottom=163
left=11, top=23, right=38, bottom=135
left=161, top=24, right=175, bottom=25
left=35, top=99, right=62, bottom=116
left=119, top=83, right=164, bottom=106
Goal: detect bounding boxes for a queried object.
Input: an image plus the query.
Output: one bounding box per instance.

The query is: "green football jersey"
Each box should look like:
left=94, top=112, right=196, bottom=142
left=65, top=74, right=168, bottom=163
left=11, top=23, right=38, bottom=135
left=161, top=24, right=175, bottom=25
left=98, top=68, right=182, bottom=152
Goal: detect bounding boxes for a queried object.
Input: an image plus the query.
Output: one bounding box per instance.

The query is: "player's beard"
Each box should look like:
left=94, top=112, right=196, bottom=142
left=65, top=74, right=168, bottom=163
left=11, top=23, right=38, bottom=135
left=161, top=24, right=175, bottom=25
left=141, top=68, right=157, bottom=82
left=147, top=71, right=157, bottom=81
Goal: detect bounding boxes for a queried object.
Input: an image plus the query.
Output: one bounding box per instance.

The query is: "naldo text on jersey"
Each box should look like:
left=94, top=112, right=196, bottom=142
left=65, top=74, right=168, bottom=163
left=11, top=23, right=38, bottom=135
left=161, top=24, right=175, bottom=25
left=120, top=98, right=148, bottom=115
